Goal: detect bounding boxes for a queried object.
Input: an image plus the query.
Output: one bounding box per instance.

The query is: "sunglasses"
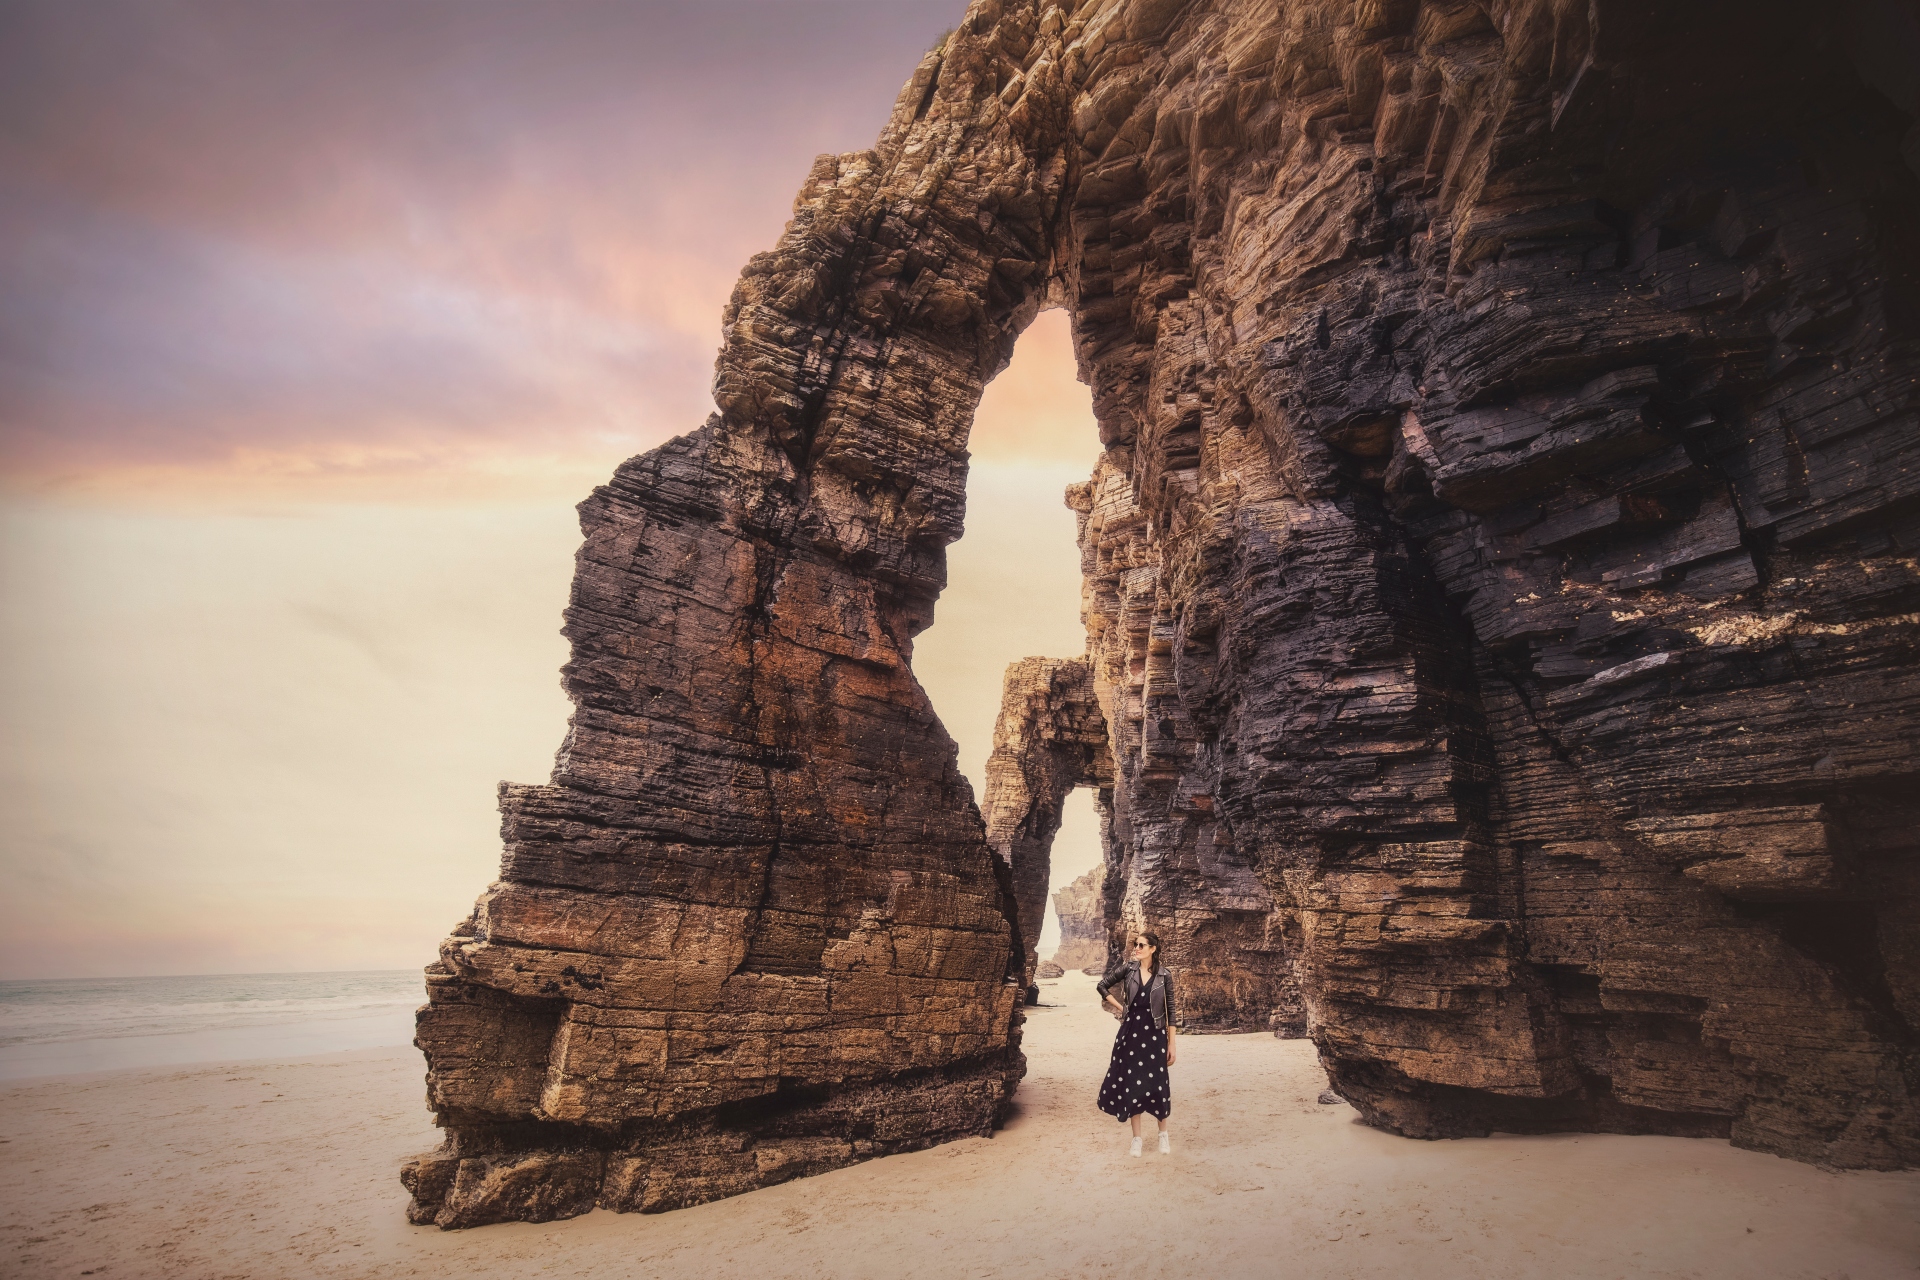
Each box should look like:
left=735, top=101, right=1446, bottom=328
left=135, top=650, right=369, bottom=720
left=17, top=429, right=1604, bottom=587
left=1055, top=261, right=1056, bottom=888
left=1131, top=941, right=1151, bottom=949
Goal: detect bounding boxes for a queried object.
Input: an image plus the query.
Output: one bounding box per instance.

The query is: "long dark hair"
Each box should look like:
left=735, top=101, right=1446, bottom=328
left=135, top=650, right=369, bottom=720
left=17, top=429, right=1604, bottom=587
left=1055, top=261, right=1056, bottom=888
left=1135, top=930, right=1163, bottom=977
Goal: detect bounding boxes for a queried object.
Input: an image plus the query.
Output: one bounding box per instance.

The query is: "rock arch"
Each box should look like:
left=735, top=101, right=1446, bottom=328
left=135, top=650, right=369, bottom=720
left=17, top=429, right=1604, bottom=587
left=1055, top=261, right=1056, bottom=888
left=981, top=655, right=1113, bottom=992
left=405, top=0, right=1920, bottom=1227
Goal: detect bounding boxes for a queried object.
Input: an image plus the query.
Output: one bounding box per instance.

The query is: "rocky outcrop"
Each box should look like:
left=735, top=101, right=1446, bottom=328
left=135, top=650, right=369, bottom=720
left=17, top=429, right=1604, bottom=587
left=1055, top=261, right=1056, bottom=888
left=1076, top=0, right=1919, bottom=1165
left=410, top=0, right=1920, bottom=1222
left=1070, top=458, right=1310, bottom=1034
left=1046, top=0, right=1920, bottom=1160
left=1050, top=864, right=1108, bottom=971
left=402, top=22, right=1054, bottom=1227
left=981, top=657, right=1113, bottom=984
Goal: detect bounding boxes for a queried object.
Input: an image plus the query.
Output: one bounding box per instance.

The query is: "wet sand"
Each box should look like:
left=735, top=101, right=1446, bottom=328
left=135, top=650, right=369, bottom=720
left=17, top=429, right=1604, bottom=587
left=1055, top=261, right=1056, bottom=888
left=3, top=972, right=1915, bottom=1279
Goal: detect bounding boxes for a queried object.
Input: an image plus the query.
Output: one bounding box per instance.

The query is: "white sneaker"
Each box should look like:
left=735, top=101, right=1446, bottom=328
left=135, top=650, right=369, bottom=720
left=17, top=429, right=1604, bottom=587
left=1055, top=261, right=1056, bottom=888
left=1158, top=1132, right=1171, bottom=1155
left=1129, top=1136, right=1143, bottom=1158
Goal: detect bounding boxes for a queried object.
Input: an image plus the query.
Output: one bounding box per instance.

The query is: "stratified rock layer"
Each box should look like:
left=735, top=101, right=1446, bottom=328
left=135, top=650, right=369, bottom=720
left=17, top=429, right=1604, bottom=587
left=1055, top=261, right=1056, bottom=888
left=1069, top=457, right=1310, bottom=1034
left=1045, top=0, right=1919, bottom=1159
left=411, top=0, right=1920, bottom=1223
left=403, top=27, right=1054, bottom=1226
left=1050, top=864, right=1108, bottom=971
left=981, top=656, right=1113, bottom=984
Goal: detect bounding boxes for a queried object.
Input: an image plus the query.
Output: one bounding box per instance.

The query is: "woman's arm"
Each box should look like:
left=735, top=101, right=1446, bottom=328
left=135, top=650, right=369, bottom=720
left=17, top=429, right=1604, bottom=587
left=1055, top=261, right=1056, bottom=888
left=1166, top=974, right=1177, bottom=1064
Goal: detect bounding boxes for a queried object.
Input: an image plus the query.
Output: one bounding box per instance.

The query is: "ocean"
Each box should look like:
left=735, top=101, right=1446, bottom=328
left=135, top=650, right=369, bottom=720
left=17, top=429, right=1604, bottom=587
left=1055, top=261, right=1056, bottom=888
left=0, top=969, right=424, bottom=1080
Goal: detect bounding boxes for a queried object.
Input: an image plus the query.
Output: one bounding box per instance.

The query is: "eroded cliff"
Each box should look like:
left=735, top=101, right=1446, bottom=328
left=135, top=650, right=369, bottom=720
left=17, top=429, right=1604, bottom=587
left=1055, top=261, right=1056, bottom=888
left=408, top=0, right=1920, bottom=1225
left=1051, top=864, right=1109, bottom=970
left=981, top=656, right=1113, bottom=986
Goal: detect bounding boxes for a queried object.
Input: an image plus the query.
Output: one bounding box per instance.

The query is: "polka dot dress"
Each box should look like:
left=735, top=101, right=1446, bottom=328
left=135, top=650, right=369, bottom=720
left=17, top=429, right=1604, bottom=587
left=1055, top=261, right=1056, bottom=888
left=1097, top=981, right=1171, bottom=1122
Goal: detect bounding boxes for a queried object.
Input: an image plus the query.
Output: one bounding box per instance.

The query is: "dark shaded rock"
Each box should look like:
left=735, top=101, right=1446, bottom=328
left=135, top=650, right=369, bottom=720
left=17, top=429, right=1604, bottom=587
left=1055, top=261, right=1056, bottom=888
left=1037, top=960, right=1066, bottom=979
left=982, top=656, right=1112, bottom=984
left=1071, top=455, right=1311, bottom=1037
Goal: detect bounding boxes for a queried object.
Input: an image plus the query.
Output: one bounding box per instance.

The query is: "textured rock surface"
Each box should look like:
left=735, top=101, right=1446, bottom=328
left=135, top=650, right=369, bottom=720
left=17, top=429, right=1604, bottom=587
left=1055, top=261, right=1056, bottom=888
left=411, top=0, right=1920, bottom=1223
left=981, top=656, right=1113, bottom=983
left=1050, top=864, right=1109, bottom=970
left=403, top=22, right=1054, bottom=1226
left=1099, top=0, right=1916, bottom=1158
left=1070, top=454, right=1311, bottom=1034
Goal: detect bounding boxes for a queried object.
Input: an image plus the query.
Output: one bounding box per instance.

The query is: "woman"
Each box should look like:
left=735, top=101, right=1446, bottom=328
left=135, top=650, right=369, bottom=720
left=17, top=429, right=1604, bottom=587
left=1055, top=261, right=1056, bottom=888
left=1095, top=931, right=1177, bottom=1156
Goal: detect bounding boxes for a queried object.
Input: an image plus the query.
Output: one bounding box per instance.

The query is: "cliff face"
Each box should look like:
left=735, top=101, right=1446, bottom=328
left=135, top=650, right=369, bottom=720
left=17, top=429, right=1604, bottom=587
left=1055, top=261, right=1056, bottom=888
left=1050, top=864, right=1109, bottom=971
left=1038, top=0, right=1920, bottom=1165
left=401, top=25, right=1056, bottom=1226
left=1069, top=454, right=1311, bottom=1033
left=409, top=0, right=1920, bottom=1224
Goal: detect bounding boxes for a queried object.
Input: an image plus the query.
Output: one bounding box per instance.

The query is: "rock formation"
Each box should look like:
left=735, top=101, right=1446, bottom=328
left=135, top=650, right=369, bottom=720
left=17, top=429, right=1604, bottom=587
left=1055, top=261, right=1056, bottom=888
left=981, top=656, right=1113, bottom=984
left=1050, top=864, right=1108, bottom=971
left=401, top=25, right=1047, bottom=1224
left=409, top=0, right=1920, bottom=1224
left=1069, top=458, right=1310, bottom=1034
left=1039, top=0, right=1920, bottom=1165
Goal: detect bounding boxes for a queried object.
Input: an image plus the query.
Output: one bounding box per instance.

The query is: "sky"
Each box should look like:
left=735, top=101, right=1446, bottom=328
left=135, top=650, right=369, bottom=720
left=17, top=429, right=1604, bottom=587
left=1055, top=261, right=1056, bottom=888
left=0, top=0, right=1106, bottom=978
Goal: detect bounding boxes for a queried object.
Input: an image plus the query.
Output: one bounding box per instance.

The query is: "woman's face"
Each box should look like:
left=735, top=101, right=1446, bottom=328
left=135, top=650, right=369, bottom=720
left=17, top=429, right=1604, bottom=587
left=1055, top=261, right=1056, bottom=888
left=1132, top=936, right=1155, bottom=966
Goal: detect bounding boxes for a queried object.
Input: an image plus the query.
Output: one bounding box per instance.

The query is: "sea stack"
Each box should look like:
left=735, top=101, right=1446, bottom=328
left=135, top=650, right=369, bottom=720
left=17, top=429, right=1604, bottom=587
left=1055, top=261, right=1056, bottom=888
left=1050, top=865, right=1107, bottom=972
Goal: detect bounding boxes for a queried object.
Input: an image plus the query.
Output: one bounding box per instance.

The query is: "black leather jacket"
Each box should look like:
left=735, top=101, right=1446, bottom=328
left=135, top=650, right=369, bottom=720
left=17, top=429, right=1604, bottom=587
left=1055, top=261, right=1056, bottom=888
left=1096, top=960, right=1176, bottom=1032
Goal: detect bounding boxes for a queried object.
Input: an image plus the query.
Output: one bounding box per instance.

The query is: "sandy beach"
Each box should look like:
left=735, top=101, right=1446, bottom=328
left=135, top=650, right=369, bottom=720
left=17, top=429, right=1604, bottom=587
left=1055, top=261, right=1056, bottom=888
left=3, top=971, right=1915, bottom=1280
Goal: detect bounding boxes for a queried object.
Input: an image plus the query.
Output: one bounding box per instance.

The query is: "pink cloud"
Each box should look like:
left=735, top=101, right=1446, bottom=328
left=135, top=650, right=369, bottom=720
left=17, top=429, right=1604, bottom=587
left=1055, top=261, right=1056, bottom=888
left=0, top=0, right=964, bottom=499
